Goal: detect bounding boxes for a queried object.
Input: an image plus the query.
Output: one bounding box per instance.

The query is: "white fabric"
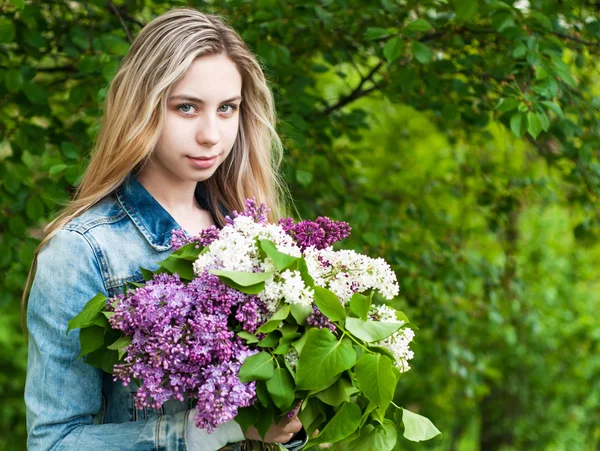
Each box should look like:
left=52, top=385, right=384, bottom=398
left=186, top=409, right=246, bottom=451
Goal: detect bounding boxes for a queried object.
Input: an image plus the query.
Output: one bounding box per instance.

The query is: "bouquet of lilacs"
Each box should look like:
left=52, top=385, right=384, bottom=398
left=68, top=199, right=440, bottom=449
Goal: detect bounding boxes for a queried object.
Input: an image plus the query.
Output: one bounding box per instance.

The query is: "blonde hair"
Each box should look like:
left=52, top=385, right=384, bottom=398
left=22, top=7, right=290, bottom=325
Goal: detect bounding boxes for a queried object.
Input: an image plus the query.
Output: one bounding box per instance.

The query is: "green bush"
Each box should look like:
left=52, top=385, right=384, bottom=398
left=1, top=0, right=599, bottom=449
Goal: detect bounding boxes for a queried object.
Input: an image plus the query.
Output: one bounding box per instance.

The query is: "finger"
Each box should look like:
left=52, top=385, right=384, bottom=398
left=274, top=432, right=295, bottom=443
left=282, top=416, right=303, bottom=434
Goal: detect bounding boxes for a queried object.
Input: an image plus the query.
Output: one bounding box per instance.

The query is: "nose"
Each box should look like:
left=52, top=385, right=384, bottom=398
left=196, top=114, right=220, bottom=147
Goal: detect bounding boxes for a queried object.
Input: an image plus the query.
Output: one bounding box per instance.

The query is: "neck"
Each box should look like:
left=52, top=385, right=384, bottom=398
left=136, top=160, right=199, bottom=215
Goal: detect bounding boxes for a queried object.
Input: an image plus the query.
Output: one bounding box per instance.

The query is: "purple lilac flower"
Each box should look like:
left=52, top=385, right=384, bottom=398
left=170, top=226, right=220, bottom=251
left=193, top=360, right=256, bottom=432
left=187, top=271, right=248, bottom=315
left=306, top=304, right=336, bottom=332
left=225, top=197, right=270, bottom=225
left=286, top=401, right=302, bottom=419
left=107, top=269, right=264, bottom=429
left=234, top=297, right=269, bottom=333
left=279, top=216, right=351, bottom=251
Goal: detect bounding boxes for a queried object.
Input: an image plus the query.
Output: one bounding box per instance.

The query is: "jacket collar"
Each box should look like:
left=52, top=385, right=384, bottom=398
left=115, top=172, right=228, bottom=251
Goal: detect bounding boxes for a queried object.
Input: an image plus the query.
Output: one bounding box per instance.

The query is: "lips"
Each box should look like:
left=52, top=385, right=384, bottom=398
left=187, top=155, right=220, bottom=160
left=186, top=154, right=220, bottom=170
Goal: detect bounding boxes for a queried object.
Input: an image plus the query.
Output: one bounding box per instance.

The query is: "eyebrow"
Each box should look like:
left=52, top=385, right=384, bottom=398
left=169, top=94, right=243, bottom=104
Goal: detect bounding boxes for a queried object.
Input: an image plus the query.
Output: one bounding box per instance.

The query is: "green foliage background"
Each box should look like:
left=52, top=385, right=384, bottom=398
left=1, top=0, right=599, bottom=449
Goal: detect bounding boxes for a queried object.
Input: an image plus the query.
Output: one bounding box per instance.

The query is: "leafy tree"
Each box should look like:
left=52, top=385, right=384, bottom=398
left=1, top=0, right=599, bottom=449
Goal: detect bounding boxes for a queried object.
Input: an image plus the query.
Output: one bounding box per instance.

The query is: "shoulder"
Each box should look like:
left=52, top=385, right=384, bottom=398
left=38, top=194, right=133, bottom=285
left=40, top=194, right=130, bottom=270
left=63, top=194, right=128, bottom=234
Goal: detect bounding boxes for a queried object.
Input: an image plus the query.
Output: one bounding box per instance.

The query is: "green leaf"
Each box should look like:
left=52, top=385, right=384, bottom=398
left=527, top=111, right=542, bottom=138
left=23, top=82, right=48, bottom=105
left=536, top=111, right=550, bottom=132
left=298, top=398, right=322, bottom=433
left=257, top=304, right=291, bottom=333
left=314, top=286, right=345, bottom=322
left=210, top=269, right=272, bottom=293
left=347, top=420, right=397, bottom=451
left=451, top=0, right=478, bottom=22
left=354, top=353, right=397, bottom=413
left=259, top=239, right=298, bottom=271
left=257, top=332, right=280, bottom=348
left=305, top=402, right=362, bottom=446
left=9, top=0, right=25, bottom=9
left=495, top=97, right=520, bottom=113
left=411, top=41, right=433, bottom=64
left=530, top=11, right=552, bottom=31
left=296, top=170, right=313, bottom=186
left=25, top=196, right=44, bottom=220
left=552, top=58, right=577, bottom=87
left=406, top=19, right=432, bottom=33
left=541, top=100, right=564, bottom=119
left=383, top=37, right=404, bottom=64
left=256, top=381, right=270, bottom=407
left=266, top=367, right=295, bottom=410
left=69, top=84, right=88, bottom=106
left=364, top=27, right=393, bottom=40
left=107, top=335, right=132, bottom=359
left=60, top=142, right=80, bottom=160
left=49, top=164, right=68, bottom=175
left=359, top=400, right=378, bottom=427
left=315, top=376, right=359, bottom=406
left=345, top=317, right=403, bottom=342
left=255, top=404, right=274, bottom=440
left=210, top=269, right=273, bottom=286
left=158, top=254, right=195, bottom=280
left=140, top=267, right=155, bottom=281
left=235, top=405, right=258, bottom=434
left=173, top=242, right=204, bottom=261
left=296, top=258, right=315, bottom=288
left=510, top=112, right=525, bottom=137
left=402, top=408, right=441, bottom=442
left=78, top=325, right=106, bottom=358
left=237, top=331, right=260, bottom=344
left=292, top=332, right=308, bottom=354
left=238, top=351, right=275, bottom=382
left=0, top=17, right=16, bottom=44
left=296, top=328, right=356, bottom=390
left=85, top=348, right=119, bottom=374
left=101, top=34, right=130, bottom=56
left=291, top=303, right=312, bottom=325
left=349, top=293, right=371, bottom=321
left=67, top=293, right=108, bottom=336
left=4, top=69, right=23, bottom=92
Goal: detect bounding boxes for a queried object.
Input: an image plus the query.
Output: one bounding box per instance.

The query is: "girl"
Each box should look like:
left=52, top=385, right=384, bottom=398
left=23, top=7, right=306, bottom=451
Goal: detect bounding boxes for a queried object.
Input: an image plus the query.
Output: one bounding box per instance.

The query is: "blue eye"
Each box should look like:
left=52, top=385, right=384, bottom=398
left=177, top=104, right=196, bottom=114
left=176, top=103, right=239, bottom=116
left=219, top=104, right=239, bottom=116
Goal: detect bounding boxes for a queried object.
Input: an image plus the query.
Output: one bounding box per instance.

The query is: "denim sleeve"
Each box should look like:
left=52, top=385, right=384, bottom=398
left=25, top=229, right=238, bottom=451
left=280, top=428, right=308, bottom=450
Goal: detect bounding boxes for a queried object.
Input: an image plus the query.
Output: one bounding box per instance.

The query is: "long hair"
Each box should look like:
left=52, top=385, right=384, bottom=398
left=22, top=7, right=290, bottom=326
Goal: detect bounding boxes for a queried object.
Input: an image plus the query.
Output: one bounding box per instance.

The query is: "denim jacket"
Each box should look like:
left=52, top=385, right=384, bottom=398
left=25, top=173, right=307, bottom=451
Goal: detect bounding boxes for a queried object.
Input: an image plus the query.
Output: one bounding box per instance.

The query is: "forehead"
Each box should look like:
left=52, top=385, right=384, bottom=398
left=172, top=54, right=242, bottom=99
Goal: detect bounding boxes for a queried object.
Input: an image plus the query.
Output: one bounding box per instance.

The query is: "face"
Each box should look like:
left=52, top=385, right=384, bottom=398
left=151, top=53, right=243, bottom=182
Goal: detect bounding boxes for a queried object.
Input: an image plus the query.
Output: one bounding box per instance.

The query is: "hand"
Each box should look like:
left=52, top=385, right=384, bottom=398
left=243, top=415, right=303, bottom=443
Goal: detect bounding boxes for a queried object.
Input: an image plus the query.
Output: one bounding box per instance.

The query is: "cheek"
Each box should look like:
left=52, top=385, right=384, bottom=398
left=225, top=118, right=240, bottom=144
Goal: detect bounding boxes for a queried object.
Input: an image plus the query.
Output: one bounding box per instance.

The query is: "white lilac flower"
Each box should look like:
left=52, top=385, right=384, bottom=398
left=303, top=246, right=400, bottom=304
left=193, top=215, right=301, bottom=276
left=377, top=327, right=415, bottom=373
left=371, top=304, right=401, bottom=323
left=284, top=348, right=299, bottom=370
left=367, top=304, right=414, bottom=372
left=259, top=270, right=315, bottom=312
